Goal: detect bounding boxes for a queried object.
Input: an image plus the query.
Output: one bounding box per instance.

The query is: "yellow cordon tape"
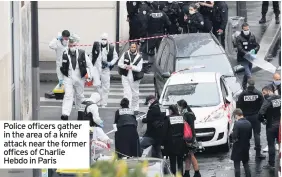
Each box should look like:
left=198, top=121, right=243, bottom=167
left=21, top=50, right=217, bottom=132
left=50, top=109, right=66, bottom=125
left=56, top=169, right=90, bottom=174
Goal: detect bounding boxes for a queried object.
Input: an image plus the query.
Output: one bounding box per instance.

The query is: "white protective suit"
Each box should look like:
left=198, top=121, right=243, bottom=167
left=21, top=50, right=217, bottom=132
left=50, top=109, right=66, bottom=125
left=118, top=50, right=143, bottom=111
left=49, top=32, right=68, bottom=80
left=94, top=33, right=118, bottom=107
left=58, top=35, right=94, bottom=116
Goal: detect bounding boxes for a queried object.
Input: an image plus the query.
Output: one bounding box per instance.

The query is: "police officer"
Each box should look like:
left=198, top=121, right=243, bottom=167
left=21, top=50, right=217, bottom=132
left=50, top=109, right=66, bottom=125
left=236, top=79, right=266, bottom=160
left=212, top=1, right=228, bottom=48
left=178, top=1, right=198, bottom=33
left=259, top=86, right=281, bottom=169
left=127, top=1, right=141, bottom=40
left=198, top=1, right=214, bottom=32
left=236, top=23, right=260, bottom=90
left=146, top=1, right=171, bottom=55
left=141, top=95, right=165, bottom=158
left=184, top=4, right=205, bottom=33
left=114, top=98, right=140, bottom=159
left=136, top=1, right=152, bottom=41
left=164, top=1, right=182, bottom=35
left=268, top=72, right=281, bottom=96
left=164, top=105, right=185, bottom=175
left=231, top=109, right=252, bottom=177
left=259, top=1, right=280, bottom=24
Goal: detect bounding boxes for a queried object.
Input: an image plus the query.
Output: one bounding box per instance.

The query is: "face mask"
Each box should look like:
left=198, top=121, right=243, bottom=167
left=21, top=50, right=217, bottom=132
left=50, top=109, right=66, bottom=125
left=264, top=94, right=270, bottom=99
left=273, top=80, right=281, bottom=86
left=243, top=30, right=250, bottom=35
left=62, top=40, right=68, bottom=46
left=69, top=47, right=76, bottom=53
left=101, top=40, right=107, bottom=46
left=189, top=10, right=195, bottom=15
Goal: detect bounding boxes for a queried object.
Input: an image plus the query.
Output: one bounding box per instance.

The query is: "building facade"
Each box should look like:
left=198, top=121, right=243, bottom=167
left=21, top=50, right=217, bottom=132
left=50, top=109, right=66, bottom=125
left=0, top=1, right=129, bottom=121
left=39, top=1, right=129, bottom=61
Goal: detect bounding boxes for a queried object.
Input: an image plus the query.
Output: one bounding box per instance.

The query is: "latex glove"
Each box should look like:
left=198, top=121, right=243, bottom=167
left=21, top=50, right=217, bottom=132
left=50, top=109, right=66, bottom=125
left=59, top=80, right=63, bottom=87
left=250, top=49, right=256, bottom=54
left=195, top=2, right=200, bottom=8
left=107, top=62, right=112, bottom=67
left=99, top=121, right=104, bottom=128
left=113, top=124, right=118, bottom=132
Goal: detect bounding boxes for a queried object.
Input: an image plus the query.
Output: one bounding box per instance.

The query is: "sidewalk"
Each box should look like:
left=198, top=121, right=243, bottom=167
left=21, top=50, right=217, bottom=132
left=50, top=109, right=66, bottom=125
left=40, top=1, right=278, bottom=82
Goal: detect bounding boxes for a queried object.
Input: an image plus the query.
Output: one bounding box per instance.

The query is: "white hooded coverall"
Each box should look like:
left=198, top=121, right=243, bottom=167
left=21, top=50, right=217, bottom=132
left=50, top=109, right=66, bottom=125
left=118, top=51, right=143, bottom=111
left=94, top=43, right=118, bottom=106
left=49, top=36, right=68, bottom=80
left=58, top=48, right=94, bottom=116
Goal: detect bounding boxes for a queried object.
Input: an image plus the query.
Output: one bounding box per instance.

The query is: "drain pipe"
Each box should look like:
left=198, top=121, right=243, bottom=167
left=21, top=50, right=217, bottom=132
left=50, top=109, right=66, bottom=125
left=31, top=1, right=41, bottom=176
left=115, top=1, right=120, bottom=55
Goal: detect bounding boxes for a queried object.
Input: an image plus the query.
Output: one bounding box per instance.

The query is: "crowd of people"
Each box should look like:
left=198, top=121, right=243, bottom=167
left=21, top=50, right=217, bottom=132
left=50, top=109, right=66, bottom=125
left=46, top=1, right=281, bottom=177
left=127, top=1, right=228, bottom=54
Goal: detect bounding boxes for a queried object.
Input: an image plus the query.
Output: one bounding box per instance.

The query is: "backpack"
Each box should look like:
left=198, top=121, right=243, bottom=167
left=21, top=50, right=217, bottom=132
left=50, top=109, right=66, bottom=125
left=81, top=101, right=96, bottom=127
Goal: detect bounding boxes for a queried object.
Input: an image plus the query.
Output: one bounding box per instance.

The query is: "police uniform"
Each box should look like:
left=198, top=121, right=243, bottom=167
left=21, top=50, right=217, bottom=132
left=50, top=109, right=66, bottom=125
left=259, top=94, right=281, bottom=167
left=127, top=1, right=141, bottom=40
left=236, top=32, right=260, bottom=90
left=166, top=114, right=185, bottom=175
left=114, top=108, right=140, bottom=159
left=186, top=12, right=205, bottom=33
left=212, top=1, right=228, bottom=48
left=259, top=1, right=280, bottom=24
left=164, top=2, right=181, bottom=35
left=199, top=1, right=213, bottom=32
left=147, top=4, right=171, bottom=54
left=236, top=87, right=264, bottom=156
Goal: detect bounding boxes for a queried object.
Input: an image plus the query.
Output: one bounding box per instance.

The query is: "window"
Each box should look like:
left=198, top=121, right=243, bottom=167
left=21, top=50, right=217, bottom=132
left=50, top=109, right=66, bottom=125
left=162, top=83, right=220, bottom=107
left=220, top=79, right=228, bottom=99
left=166, top=54, right=174, bottom=73
left=160, top=44, right=169, bottom=70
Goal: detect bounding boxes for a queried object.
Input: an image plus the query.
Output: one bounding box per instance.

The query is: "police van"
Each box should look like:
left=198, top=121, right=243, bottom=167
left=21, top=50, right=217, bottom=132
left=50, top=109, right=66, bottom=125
left=158, top=71, right=241, bottom=152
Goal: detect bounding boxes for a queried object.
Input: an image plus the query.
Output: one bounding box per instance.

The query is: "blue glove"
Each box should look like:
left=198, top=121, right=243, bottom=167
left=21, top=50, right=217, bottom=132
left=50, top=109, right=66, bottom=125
left=99, top=121, right=104, bottom=128
left=59, top=80, right=63, bottom=87
left=107, top=62, right=112, bottom=67
left=57, top=36, right=62, bottom=40
left=250, top=49, right=256, bottom=54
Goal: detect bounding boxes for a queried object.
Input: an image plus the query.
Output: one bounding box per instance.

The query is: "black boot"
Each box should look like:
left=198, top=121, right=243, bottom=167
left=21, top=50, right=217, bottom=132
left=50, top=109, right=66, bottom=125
left=183, top=170, right=190, bottom=177
left=193, top=171, right=201, bottom=177
left=259, top=16, right=266, bottom=24
left=275, top=15, right=280, bottom=24
left=61, top=115, right=68, bottom=121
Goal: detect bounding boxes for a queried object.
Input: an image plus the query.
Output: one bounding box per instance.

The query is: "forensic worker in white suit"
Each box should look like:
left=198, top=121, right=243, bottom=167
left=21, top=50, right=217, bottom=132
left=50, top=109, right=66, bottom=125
left=118, top=42, right=144, bottom=114
left=58, top=34, right=94, bottom=120
left=92, top=33, right=119, bottom=107
left=49, top=30, right=70, bottom=83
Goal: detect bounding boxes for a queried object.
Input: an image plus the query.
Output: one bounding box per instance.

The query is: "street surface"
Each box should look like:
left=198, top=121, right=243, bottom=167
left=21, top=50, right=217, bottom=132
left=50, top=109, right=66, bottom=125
left=39, top=2, right=280, bottom=176
left=40, top=55, right=280, bottom=177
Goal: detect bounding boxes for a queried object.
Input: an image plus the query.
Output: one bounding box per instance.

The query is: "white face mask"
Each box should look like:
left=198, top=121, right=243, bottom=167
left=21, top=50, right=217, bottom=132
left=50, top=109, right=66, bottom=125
left=189, top=10, right=195, bottom=15
left=243, top=30, right=250, bottom=35
left=69, top=47, right=76, bottom=52
left=62, top=40, right=68, bottom=46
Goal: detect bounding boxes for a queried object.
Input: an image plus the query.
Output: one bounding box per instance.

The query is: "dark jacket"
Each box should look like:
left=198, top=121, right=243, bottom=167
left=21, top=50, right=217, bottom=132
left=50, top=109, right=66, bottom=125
left=164, top=114, right=185, bottom=155
left=182, top=109, right=196, bottom=142
left=231, top=118, right=252, bottom=162
left=212, top=1, right=228, bottom=30
left=186, top=12, right=204, bottom=33
left=268, top=82, right=281, bottom=96
left=236, top=32, right=260, bottom=62
left=258, top=94, right=281, bottom=129
left=126, top=1, right=140, bottom=19
left=236, top=87, right=264, bottom=116
left=147, top=9, right=171, bottom=34
left=142, top=100, right=165, bottom=143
